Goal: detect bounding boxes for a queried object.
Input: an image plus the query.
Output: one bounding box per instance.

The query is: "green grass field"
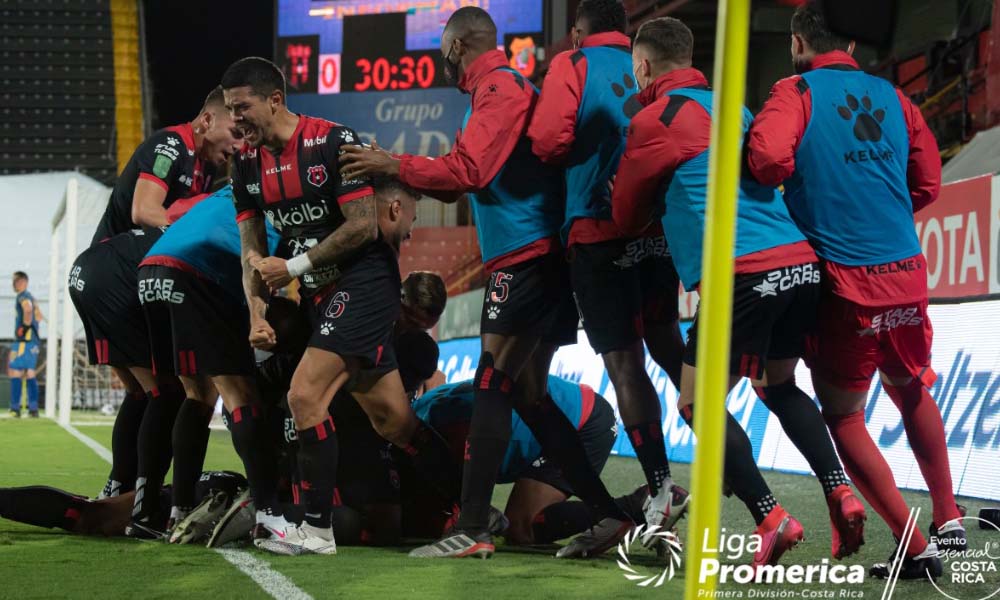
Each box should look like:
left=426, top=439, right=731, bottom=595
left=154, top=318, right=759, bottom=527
left=0, top=416, right=996, bottom=600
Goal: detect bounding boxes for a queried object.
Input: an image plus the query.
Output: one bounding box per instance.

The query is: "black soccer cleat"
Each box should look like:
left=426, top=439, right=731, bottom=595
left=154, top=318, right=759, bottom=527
left=124, top=518, right=167, bottom=541
left=28, top=410, right=38, bottom=418
left=870, top=542, right=943, bottom=580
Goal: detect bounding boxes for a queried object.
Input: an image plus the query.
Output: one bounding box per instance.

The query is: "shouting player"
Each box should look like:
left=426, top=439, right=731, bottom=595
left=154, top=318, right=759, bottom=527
left=341, top=7, right=638, bottom=560
left=223, top=57, right=458, bottom=556
left=527, top=0, right=688, bottom=540
left=747, top=3, right=954, bottom=579
left=613, top=17, right=864, bottom=567
left=90, top=86, right=241, bottom=245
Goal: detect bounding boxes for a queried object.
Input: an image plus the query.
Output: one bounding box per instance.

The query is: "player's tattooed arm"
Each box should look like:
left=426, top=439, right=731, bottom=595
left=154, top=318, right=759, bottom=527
left=238, top=216, right=276, bottom=349
left=306, top=193, right=379, bottom=269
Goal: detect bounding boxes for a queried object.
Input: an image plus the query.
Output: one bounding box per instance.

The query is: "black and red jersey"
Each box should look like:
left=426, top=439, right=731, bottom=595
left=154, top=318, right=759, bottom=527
left=91, top=123, right=213, bottom=246
left=231, top=115, right=374, bottom=295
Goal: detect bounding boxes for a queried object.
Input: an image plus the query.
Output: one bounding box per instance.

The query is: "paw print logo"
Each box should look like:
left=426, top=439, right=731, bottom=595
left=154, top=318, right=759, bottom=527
left=837, top=93, right=886, bottom=142
left=487, top=305, right=500, bottom=320
left=488, top=83, right=498, bottom=94
left=611, top=72, right=643, bottom=119
left=320, top=322, right=334, bottom=335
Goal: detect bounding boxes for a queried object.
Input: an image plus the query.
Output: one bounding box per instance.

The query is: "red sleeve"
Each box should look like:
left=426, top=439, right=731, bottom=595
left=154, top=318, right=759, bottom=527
left=896, top=88, right=941, bottom=213
left=746, top=76, right=810, bottom=186
left=165, top=193, right=210, bottom=223
left=398, top=71, right=533, bottom=192
left=138, top=172, right=169, bottom=192
left=528, top=50, right=585, bottom=164
left=612, top=107, right=685, bottom=236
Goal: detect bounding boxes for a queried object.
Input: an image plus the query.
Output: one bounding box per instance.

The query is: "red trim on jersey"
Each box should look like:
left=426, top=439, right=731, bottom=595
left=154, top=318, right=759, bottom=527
left=164, top=123, right=196, bottom=151
left=577, top=384, right=596, bottom=429
left=139, top=256, right=213, bottom=283
left=260, top=151, right=283, bottom=204
left=484, top=236, right=560, bottom=274
left=235, top=208, right=260, bottom=223
left=733, top=241, right=817, bottom=275
left=375, top=344, right=384, bottom=366
left=337, top=186, right=374, bottom=205
left=138, top=172, right=169, bottom=192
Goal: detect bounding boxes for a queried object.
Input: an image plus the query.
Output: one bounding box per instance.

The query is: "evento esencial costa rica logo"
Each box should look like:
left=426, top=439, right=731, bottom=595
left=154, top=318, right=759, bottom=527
left=930, top=516, right=1000, bottom=600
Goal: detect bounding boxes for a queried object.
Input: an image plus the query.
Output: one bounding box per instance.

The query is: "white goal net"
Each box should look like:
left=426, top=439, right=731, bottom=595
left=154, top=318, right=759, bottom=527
left=48, top=176, right=119, bottom=424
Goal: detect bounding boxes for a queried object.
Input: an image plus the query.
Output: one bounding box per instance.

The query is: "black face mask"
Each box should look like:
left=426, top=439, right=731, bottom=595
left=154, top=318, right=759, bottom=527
left=442, top=43, right=462, bottom=90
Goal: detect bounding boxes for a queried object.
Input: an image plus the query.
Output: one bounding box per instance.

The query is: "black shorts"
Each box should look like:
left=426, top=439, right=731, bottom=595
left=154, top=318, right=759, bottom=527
left=302, top=244, right=400, bottom=371
left=330, top=391, right=399, bottom=508
left=684, top=262, right=820, bottom=380
left=480, top=252, right=578, bottom=346
left=138, top=264, right=255, bottom=377
left=570, top=236, right=680, bottom=354
left=68, top=244, right=150, bottom=368
left=520, top=392, right=617, bottom=495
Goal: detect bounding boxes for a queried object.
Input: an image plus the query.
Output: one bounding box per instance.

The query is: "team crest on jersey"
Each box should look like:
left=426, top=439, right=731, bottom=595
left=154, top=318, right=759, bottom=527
left=307, top=164, right=328, bottom=187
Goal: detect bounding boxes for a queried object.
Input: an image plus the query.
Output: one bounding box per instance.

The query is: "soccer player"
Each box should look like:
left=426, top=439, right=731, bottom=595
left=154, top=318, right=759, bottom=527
left=127, top=184, right=282, bottom=539
left=527, top=0, right=688, bottom=538
left=613, top=17, right=864, bottom=568
left=90, top=86, right=242, bottom=245
left=409, top=375, right=628, bottom=548
left=222, top=57, right=458, bottom=556
left=0, top=471, right=246, bottom=538
left=9, top=272, right=42, bottom=418
left=340, top=7, right=638, bottom=559
left=746, top=3, right=954, bottom=579
left=68, top=226, right=187, bottom=502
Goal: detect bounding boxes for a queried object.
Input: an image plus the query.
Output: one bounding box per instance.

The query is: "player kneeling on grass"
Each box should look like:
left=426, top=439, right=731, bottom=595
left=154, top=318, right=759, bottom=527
left=612, top=17, right=865, bottom=569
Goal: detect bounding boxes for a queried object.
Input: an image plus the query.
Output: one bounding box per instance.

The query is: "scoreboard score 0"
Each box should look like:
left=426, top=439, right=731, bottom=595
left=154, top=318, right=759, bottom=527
left=275, top=0, right=545, bottom=95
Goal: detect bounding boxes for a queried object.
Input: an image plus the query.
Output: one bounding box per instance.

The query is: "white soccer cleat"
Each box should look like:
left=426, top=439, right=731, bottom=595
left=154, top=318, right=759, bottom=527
left=641, top=482, right=690, bottom=547
left=257, top=523, right=338, bottom=556
left=251, top=510, right=293, bottom=545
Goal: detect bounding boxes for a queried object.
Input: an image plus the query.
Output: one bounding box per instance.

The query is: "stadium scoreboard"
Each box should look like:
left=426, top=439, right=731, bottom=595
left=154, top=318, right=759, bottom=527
left=275, top=0, right=546, bottom=96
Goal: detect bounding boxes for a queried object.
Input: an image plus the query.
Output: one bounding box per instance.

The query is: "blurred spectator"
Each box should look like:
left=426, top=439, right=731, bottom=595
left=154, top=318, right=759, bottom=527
left=8, top=271, right=42, bottom=417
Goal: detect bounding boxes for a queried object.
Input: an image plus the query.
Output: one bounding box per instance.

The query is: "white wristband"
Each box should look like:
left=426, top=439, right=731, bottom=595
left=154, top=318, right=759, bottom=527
left=286, top=253, right=314, bottom=278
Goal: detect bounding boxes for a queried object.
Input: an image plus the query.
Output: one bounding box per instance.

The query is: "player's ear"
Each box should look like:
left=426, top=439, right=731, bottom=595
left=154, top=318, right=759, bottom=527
left=269, top=89, right=284, bottom=113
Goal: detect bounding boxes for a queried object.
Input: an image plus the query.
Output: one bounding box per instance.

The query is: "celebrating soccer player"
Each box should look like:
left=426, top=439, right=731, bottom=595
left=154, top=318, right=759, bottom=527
left=747, top=3, right=957, bottom=579
left=222, top=57, right=458, bottom=556
left=613, top=17, right=864, bottom=568
left=527, top=0, right=689, bottom=542
left=340, top=7, right=638, bottom=559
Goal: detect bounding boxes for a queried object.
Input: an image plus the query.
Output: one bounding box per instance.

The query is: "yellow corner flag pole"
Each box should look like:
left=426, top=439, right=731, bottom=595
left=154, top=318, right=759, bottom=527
left=683, top=0, right=751, bottom=599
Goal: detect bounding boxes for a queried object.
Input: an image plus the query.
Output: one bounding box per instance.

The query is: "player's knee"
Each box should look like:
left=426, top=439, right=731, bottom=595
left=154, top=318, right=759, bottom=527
left=286, top=385, right=325, bottom=426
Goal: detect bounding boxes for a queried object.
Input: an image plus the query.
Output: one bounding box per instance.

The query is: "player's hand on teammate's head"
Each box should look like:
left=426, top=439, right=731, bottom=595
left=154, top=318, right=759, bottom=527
left=255, top=257, right=294, bottom=293
left=339, top=140, right=400, bottom=181
left=249, top=318, right=277, bottom=350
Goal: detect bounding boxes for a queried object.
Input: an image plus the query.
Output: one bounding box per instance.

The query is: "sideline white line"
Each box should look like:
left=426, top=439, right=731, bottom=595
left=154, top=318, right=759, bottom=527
left=215, top=548, right=313, bottom=600
left=55, top=420, right=313, bottom=600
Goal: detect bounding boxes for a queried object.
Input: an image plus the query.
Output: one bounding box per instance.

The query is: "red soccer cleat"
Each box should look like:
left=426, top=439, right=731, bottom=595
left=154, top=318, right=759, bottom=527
left=752, top=505, right=805, bottom=569
left=827, top=484, right=866, bottom=559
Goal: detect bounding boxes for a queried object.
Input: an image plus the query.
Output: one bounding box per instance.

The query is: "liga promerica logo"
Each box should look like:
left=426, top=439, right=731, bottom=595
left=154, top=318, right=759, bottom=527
left=616, top=525, right=683, bottom=587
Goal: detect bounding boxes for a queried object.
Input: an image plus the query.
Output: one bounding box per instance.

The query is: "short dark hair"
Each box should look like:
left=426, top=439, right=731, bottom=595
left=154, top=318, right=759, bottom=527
left=576, top=0, right=627, bottom=35
left=13, top=271, right=27, bottom=282
left=634, top=17, right=694, bottom=65
left=373, top=176, right=420, bottom=204
left=201, top=85, right=226, bottom=111
left=221, top=57, right=286, bottom=99
left=402, top=271, right=447, bottom=321
left=444, top=6, right=496, bottom=44
left=791, top=2, right=851, bottom=54
left=396, top=330, right=440, bottom=394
